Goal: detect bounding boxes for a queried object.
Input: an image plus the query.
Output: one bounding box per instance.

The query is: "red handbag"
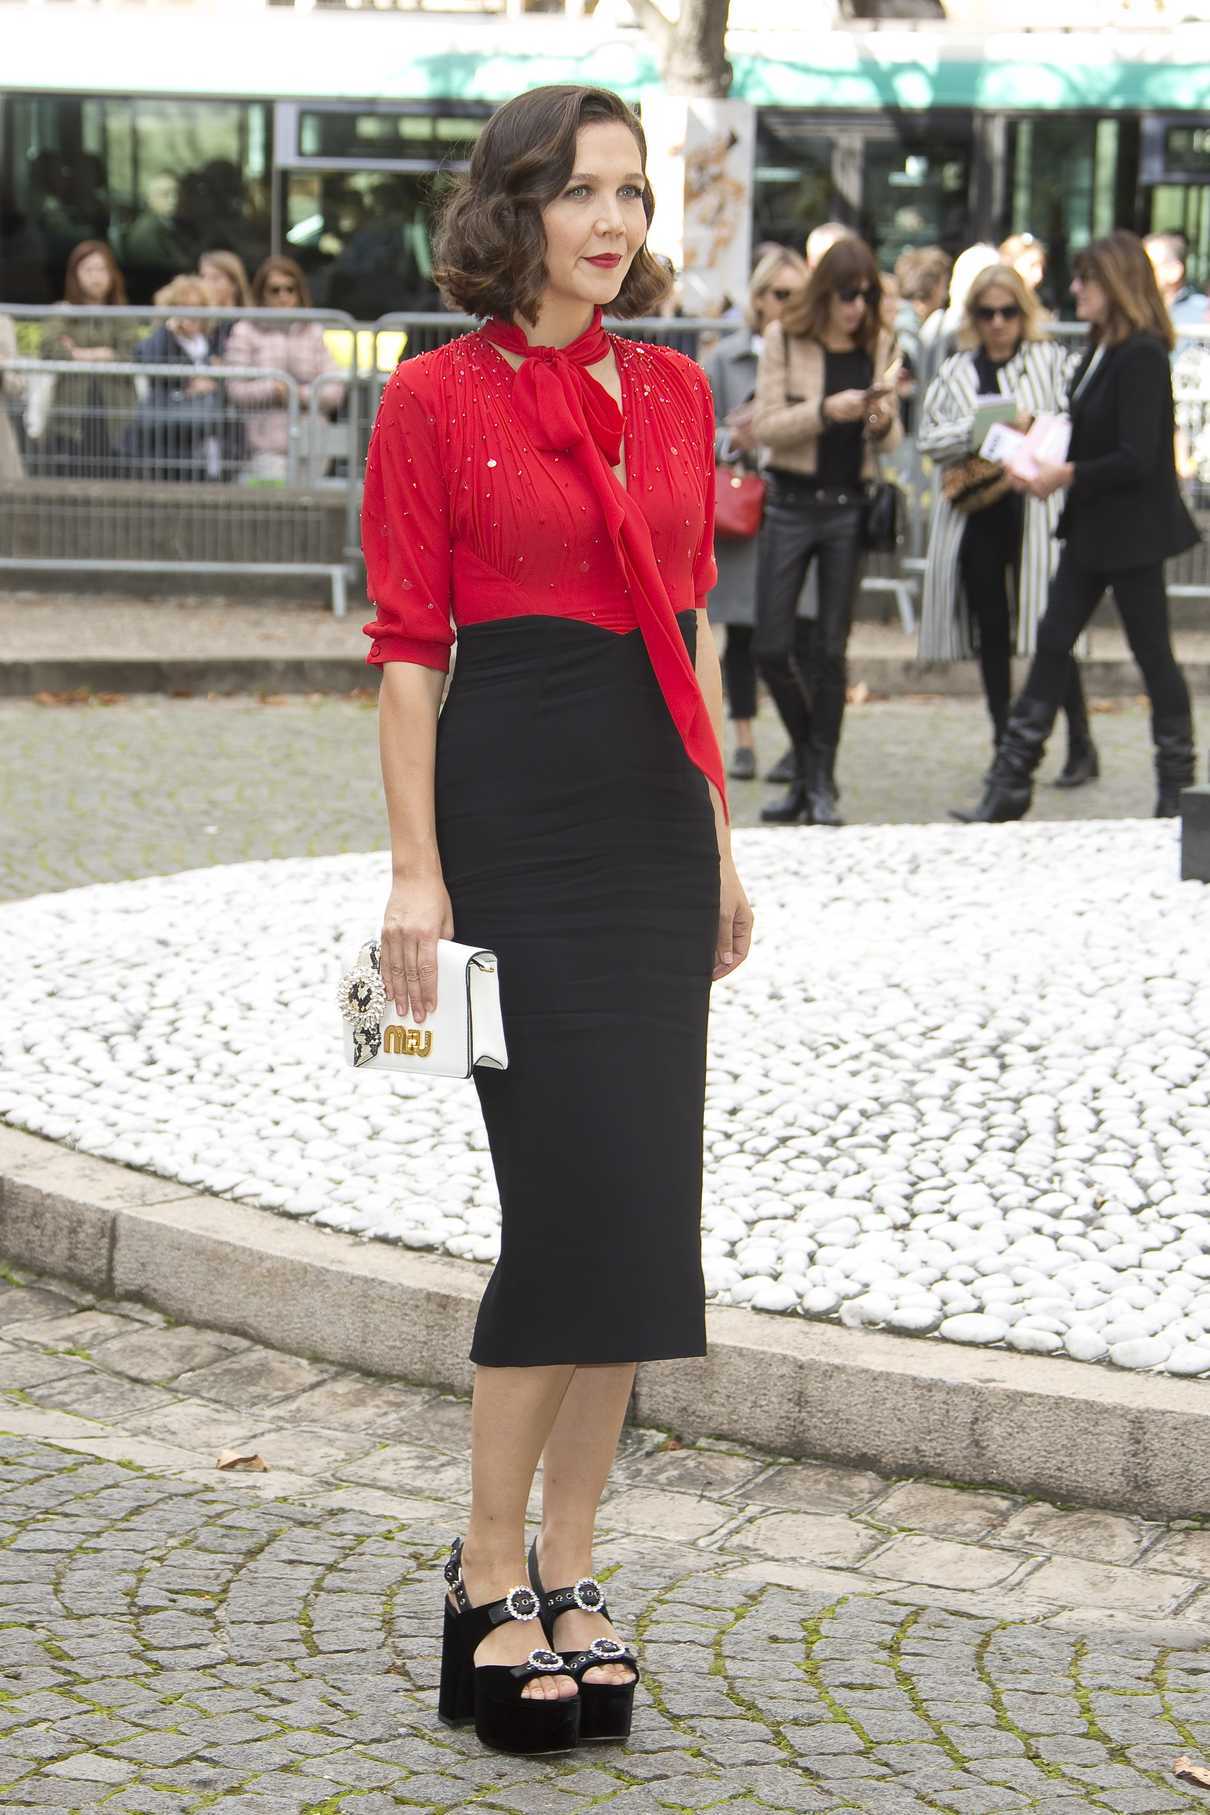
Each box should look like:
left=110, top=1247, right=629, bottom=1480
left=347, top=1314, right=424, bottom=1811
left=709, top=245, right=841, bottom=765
left=714, top=463, right=766, bottom=540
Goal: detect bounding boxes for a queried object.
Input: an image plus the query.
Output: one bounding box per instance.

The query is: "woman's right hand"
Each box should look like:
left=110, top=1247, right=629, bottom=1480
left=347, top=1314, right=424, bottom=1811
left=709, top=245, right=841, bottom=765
left=824, top=388, right=869, bottom=424
left=380, top=874, right=454, bottom=1024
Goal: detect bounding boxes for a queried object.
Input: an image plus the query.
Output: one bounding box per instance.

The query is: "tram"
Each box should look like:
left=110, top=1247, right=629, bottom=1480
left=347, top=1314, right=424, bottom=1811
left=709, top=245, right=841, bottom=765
left=3, top=5, right=1210, bottom=308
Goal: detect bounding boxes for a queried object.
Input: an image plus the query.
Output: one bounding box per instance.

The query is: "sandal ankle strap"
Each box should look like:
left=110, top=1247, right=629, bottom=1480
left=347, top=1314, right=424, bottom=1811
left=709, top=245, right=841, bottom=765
left=444, top=1536, right=543, bottom=1628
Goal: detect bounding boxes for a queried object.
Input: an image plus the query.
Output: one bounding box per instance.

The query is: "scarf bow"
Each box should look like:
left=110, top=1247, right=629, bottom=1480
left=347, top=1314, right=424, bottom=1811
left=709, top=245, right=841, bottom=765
left=481, top=309, right=726, bottom=814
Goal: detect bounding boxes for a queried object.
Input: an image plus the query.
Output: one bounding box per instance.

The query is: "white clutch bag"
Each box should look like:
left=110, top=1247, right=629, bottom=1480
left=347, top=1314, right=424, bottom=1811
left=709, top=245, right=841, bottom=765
left=337, top=938, right=508, bottom=1079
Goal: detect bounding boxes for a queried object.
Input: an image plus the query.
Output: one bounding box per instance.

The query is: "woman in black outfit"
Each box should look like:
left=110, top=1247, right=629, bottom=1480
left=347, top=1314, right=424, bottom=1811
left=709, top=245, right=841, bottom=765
left=363, top=85, right=752, bottom=1757
left=959, top=230, right=1198, bottom=822
left=751, top=237, right=900, bottom=825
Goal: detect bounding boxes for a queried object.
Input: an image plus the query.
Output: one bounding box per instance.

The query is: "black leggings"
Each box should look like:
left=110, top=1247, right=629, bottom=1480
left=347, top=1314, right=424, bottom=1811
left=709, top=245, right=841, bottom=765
left=958, top=501, right=1019, bottom=734
left=721, top=623, right=758, bottom=722
left=1024, top=549, right=1191, bottom=722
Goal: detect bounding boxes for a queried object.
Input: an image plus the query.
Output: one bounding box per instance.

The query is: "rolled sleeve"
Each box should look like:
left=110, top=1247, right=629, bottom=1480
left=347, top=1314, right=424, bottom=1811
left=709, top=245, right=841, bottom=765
left=361, top=361, right=455, bottom=671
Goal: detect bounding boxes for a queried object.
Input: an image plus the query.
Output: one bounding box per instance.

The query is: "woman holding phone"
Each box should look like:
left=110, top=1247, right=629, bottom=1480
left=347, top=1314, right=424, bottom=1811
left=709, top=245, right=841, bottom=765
left=751, top=236, right=901, bottom=825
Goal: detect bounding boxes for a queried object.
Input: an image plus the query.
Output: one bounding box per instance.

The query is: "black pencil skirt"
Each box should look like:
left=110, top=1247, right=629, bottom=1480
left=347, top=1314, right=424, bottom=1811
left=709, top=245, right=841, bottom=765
left=435, top=609, right=719, bottom=1367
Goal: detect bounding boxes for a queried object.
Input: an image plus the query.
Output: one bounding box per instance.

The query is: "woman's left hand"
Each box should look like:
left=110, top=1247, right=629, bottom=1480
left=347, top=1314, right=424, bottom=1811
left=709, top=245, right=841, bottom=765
left=714, top=858, right=754, bottom=981
left=1026, top=459, right=1074, bottom=500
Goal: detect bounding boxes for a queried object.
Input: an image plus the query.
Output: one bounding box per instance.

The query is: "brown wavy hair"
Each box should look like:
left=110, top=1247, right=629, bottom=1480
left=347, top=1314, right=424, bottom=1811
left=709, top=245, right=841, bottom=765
left=63, top=240, right=127, bottom=306
left=780, top=236, right=882, bottom=356
left=433, top=85, right=672, bottom=324
left=1074, top=230, right=1174, bottom=351
left=250, top=255, right=312, bottom=309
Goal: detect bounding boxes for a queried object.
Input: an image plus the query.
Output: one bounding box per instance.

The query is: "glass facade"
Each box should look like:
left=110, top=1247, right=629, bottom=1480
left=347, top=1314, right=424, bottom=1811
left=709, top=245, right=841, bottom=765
left=1, top=94, right=271, bottom=302
left=2, top=87, right=1207, bottom=312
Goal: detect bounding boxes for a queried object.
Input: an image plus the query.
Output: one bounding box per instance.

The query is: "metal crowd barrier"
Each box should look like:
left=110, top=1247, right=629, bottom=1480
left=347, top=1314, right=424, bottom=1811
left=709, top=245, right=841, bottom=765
left=4, top=306, right=1210, bottom=624
left=0, top=304, right=359, bottom=613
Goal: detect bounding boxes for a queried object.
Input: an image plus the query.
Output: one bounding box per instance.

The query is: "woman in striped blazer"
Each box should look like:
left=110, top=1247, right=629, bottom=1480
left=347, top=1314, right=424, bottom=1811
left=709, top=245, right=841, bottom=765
left=917, top=264, right=1096, bottom=788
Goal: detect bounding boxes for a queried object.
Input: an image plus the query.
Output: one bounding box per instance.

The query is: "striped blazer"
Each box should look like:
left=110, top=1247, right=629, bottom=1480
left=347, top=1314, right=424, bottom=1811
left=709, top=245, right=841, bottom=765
left=916, top=338, right=1076, bottom=663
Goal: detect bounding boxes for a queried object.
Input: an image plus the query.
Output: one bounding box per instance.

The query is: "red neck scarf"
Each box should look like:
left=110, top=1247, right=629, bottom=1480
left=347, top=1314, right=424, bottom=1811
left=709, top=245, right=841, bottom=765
left=481, top=309, right=726, bottom=816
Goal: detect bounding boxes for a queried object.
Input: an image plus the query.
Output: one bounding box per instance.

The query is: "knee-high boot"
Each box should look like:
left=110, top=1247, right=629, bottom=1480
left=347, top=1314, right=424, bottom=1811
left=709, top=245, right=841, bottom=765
left=951, top=697, right=1056, bottom=824
left=1154, top=711, right=1196, bottom=818
left=1053, top=662, right=1100, bottom=789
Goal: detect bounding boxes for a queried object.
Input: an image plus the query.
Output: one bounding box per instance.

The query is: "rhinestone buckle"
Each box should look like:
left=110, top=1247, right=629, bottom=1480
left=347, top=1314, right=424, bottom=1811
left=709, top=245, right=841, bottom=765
left=504, top=1584, right=540, bottom=1623
left=588, top=1637, right=632, bottom=1660
left=572, top=1575, right=604, bottom=1612
left=526, top=1647, right=564, bottom=1672
left=337, top=966, right=386, bottom=1029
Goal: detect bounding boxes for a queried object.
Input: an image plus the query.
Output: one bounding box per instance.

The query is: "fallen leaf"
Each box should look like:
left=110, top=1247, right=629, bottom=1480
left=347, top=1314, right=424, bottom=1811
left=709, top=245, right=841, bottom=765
left=1174, top=1756, right=1210, bottom=1788
left=216, top=1448, right=269, bottom=1472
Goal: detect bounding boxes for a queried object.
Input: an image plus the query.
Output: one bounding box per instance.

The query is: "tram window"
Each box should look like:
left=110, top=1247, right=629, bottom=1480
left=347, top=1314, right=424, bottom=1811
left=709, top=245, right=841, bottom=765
left=752, top=116, right=834, bottom=252
left=862, top=142, right=969, bottom=265
left=296, top=110, right=484, bottom=161
left=0, top=94, right=270, bottom=304
left=1005, top=117, right=1129, bottom=310
left=281, top=170, right=441, bottom=318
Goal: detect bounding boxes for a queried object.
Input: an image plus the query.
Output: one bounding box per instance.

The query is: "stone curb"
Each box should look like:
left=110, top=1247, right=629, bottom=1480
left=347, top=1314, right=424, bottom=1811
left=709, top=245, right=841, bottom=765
left=0, top=656, right=373, bottom=699
left=3, top=1122, right=1209, bottom=1521
left=0, top=653, right=1202, bottom=700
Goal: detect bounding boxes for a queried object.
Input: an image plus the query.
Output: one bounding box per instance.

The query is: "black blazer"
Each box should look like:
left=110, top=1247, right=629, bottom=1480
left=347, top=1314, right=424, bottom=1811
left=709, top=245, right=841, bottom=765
left=1057, top=331, right=1199, bottom=572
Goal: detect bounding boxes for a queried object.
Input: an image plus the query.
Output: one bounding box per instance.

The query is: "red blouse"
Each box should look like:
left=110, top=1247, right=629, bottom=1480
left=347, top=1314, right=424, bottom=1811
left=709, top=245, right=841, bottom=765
left=362, top=326, right=724, bottom=802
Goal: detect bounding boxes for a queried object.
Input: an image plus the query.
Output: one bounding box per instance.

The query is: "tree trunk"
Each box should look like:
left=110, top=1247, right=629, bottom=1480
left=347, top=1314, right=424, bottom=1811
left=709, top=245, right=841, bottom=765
left=627, top=0, right=734, bottom=97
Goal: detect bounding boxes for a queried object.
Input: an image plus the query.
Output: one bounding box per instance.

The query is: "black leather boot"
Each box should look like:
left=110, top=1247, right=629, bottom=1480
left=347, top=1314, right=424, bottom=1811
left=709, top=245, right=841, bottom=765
left=951, top=697, right=1055, bottom=823
left=1154, top=711, right=1196, bottom=818
left=1053, top=663, right=1099, bottom=789
left=765, top=745, right=797, bottom=784
left=806, top=744, right=844, bottom=827
left=760, top=746, right=813, bottom=825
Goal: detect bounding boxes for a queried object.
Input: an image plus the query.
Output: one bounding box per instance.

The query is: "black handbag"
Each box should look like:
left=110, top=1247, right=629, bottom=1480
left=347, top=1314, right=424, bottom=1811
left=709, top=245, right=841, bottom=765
left=860, top=478, right=902, bottom=553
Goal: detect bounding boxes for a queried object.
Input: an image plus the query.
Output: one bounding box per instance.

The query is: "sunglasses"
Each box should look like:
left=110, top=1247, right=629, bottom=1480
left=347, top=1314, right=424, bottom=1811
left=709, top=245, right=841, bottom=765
left=974, top=303, right=1022, bottom=322
left=836, top=285, right=878, bottom=306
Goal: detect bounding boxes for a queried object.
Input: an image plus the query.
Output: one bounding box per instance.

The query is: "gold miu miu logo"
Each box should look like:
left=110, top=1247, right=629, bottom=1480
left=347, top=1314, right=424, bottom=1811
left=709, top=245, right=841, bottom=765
left=383, top=1026, right=433, bottom=1057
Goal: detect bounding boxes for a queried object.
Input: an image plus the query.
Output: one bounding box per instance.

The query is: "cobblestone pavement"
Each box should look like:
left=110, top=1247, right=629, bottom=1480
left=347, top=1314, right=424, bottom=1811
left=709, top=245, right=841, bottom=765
left=2, top=1268, right=1210, bottom=1814
left=0, top=691, right=1175, bottom=901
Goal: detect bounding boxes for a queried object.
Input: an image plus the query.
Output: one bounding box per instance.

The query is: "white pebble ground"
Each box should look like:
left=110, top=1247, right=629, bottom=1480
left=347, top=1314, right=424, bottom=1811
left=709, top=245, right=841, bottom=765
left=2, top=823, right=1210, bottom=1378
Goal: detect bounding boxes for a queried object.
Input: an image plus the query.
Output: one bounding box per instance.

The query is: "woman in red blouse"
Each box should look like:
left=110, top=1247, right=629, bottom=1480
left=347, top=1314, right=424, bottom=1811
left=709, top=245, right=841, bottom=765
left=362, top=85, right=752, bottom=1756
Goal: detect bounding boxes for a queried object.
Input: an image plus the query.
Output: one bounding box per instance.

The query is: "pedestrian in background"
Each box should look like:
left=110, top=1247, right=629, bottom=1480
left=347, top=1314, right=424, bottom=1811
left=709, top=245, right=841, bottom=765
left=918, top=263, right=1096, bottom=786
left=999, top=232, right=1049, bottom=312
left=805, top=219, right=852, bottom=274
left=956, top=230, right=1199, bottom=823
left=363, top=81, right=751, bottom=1756
left=223, top=256, right=343, bottom=482
left=129, top=274, right=224, bottom=481
left=752, top=236, right=901, bottom=826
left=701, top=245, right=808, bottom=780
left=0, top=311, right=25, bottom=480
left=1144, top=232, right=1208, bottom=334
left=38, top=240, right=137, bottom=477
left=894, top=245, right=951, bottom=429
left=197, top=248, right=252, bottom=352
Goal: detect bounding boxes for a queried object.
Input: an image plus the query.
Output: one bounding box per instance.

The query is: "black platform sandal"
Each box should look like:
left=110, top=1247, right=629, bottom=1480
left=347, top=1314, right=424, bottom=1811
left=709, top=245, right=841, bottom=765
left=528, top=1537, right=639, bottom=1744
left=438, top=1537, right=581, bottom=1755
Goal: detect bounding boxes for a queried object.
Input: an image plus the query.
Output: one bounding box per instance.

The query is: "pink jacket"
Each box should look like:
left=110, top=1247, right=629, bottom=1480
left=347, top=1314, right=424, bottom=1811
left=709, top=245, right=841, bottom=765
left=223, top=319, right=345, bottom=455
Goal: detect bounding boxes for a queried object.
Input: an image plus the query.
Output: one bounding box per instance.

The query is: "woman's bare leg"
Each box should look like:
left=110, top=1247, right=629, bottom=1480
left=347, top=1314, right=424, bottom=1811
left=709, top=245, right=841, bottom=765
left=458, top=1362, right=577, bottom=1701
left=537, top=1362, right=639, bottom=1686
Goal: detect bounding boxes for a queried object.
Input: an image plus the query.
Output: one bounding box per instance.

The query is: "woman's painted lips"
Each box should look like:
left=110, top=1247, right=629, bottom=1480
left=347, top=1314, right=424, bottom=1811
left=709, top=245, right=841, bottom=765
left=584, top=254, right=623, bottom=268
